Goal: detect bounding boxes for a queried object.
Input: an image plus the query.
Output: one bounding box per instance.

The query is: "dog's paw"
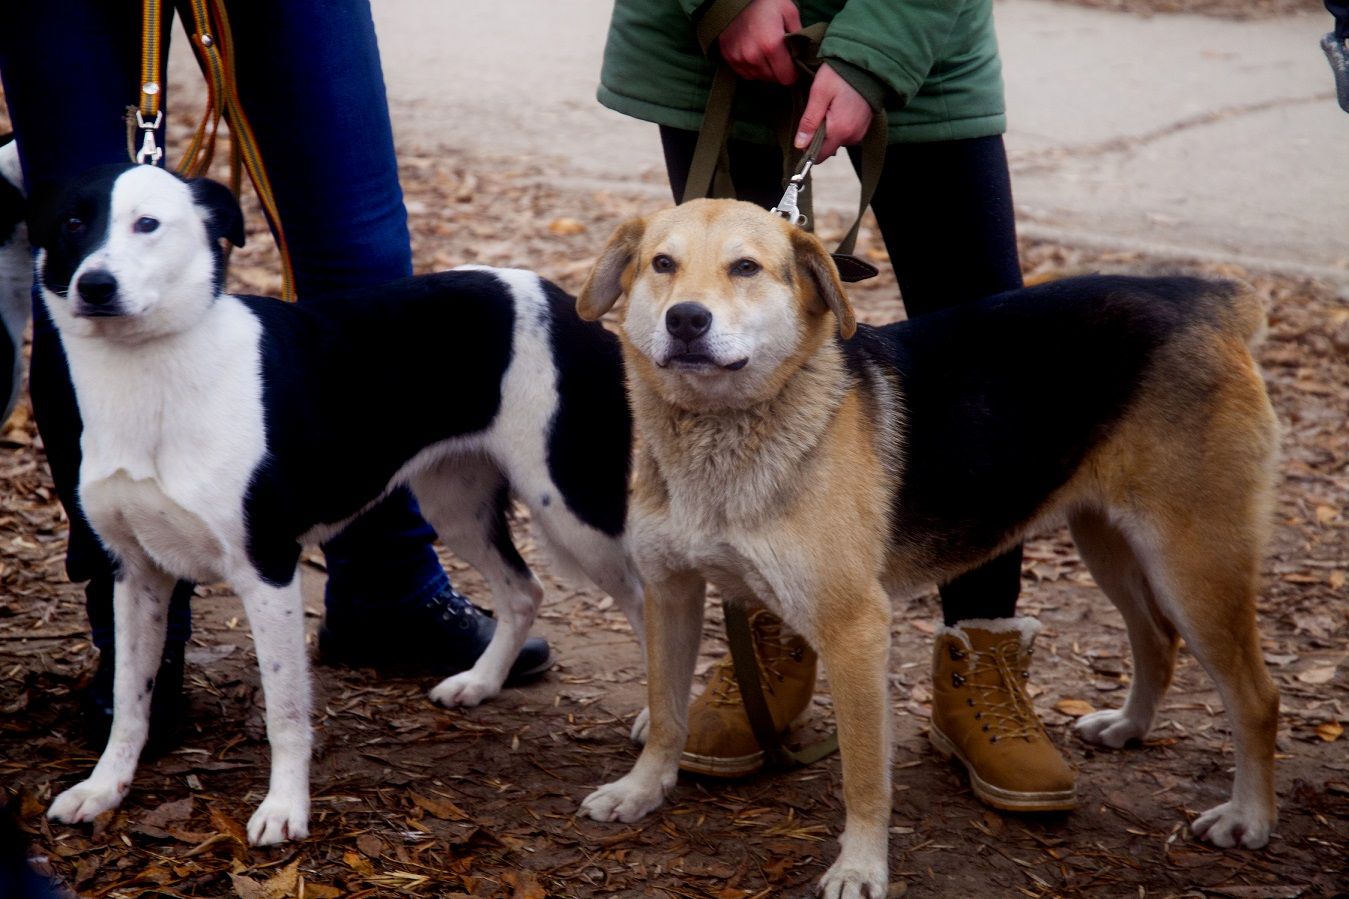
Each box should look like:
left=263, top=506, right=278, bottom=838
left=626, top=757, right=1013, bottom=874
left=48, top=778, right=128, bottom=824
left=1074, top=708, right=1148, bottom=748
left=818, top=856, right=888, bottom=899
left=430, top=671, right=502, bottom=709
left=1192, top=800, right=1272, bottom=849
left=247, top=794, right=310, bottom=846
left=580, top=775, right=667, bottom=824
left=630, top=707, right=650, bottom=745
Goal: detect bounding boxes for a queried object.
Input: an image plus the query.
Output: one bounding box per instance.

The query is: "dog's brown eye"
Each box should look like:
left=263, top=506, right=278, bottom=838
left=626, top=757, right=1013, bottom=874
left=64, top=217, right=84, bottom=233
left=133, top=216, right=160, bottom=234
left=731, top=258, right=760, bottom=277
left=652, top=254, right=676, bottom=274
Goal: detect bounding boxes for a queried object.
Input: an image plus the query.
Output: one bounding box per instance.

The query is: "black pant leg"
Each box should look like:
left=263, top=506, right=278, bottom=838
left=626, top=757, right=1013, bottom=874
left=860, top=135, right=1024, bottom=625
left=659, top=126, right=784, bottom=211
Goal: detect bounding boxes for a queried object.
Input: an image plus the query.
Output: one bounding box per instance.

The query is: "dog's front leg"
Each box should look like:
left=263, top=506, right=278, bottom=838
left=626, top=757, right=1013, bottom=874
left=235, top=571, right=311, bottom=845
left=812, top=584, right=894, bottom=899
left=581, top=571, right=704, bottom=823
left=49, top=561, right=175, bottom=824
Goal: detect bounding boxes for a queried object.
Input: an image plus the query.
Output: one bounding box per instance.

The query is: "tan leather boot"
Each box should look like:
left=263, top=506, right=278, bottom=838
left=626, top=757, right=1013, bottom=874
left=680, top=608, right=818, bottom=777
left=929, top=618, right=1077, bottom=811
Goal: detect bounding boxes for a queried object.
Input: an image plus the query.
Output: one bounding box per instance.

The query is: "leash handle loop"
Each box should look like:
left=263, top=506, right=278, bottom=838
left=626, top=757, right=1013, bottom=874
left=138, top=0, right=296, bottom=300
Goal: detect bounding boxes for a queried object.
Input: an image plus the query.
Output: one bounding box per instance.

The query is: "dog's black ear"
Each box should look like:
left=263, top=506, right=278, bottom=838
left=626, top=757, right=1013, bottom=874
left=579, top=217, right=644, bottom=321
left=791, top=227, right=856, bottom=339
left=189, top=178, right=245, bottom=248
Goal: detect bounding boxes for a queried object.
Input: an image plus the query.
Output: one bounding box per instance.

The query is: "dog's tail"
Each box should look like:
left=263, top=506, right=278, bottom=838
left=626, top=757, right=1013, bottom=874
left=1209, top=279, right=1268, bottom=350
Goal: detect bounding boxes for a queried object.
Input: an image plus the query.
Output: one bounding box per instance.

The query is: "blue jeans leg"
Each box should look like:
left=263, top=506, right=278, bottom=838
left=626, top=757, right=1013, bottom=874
left=221, top=0, right=447, bottom=611
left=0, top=2, right=192, bottom=651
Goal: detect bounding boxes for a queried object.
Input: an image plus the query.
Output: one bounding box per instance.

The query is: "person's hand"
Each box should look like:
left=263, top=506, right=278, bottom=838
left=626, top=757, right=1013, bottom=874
left=719, top=0, right=802, bottom=86
left=794, top=63, right=873, bottom=161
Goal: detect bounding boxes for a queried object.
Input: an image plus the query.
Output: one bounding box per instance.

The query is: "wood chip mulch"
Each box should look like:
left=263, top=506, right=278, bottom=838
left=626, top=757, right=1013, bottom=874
left=1, top=129, right=1345, bottom=897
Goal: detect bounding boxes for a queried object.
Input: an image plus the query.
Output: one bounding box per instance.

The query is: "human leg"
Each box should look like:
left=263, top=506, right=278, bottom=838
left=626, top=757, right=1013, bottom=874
left=0, top=0, right=192, bottom=748
left=863, top=134, right=1074, bottom=807
left=221, top=0, right=547, bottom=672
left=862, top=134, right=1025, bottom=625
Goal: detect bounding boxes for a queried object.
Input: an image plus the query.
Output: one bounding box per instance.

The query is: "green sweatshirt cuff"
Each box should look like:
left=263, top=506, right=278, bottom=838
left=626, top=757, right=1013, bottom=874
left=823, top=58, right=889, bottom=113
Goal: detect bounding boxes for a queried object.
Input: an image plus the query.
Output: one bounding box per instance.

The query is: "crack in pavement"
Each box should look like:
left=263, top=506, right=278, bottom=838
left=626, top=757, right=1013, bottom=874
left=1011, top=90, right=1337, bottom=173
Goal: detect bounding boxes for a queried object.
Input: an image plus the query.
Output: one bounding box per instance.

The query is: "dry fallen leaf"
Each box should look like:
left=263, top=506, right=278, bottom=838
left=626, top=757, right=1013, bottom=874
left=410, top=791, right=470, bottom=821
left=1054, top=699, right=1096, bottom=717
left=1315, top=721, right=1344, bottom=742
left=343, top=850, right=375, bottom=875
left=302, top=885, right=342, bottom=899
left=547, top=217, right=586, bottom=236
left=1297, top=666, right=1338, bottom=685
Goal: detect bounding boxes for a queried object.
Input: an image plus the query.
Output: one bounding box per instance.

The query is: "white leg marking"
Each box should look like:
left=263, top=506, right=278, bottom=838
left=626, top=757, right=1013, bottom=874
left=234, top=571, right=311, bottom=845
left=411, top=461, right=545, bottom=708
left=50, top=562, right=176, bottom=825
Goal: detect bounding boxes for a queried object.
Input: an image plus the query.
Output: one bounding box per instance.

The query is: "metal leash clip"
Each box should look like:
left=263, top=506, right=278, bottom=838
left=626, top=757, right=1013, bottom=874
left=771, top=128, right=825, bottom=229
left=135, top=109, right=164, bottom=166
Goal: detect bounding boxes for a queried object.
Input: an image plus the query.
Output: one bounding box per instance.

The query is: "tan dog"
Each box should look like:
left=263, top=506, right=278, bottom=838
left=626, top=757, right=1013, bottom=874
left=576, top=199, right=1280, bottom=898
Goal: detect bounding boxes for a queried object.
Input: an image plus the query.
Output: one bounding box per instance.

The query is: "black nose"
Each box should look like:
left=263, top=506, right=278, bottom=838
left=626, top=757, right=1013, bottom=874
left=76, top=270, right=119, bottom=306
left=665, top=302, right=712, bottom=342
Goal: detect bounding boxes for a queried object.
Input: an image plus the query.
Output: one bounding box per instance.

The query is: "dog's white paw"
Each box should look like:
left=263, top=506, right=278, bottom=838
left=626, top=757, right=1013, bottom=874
left=1192, top=800, right=1272, bottom=849
left=818, top=857, right=888, bottom=899
left=247, top=795, right=310, bottom=846
left=1074, top=708, right=1148, bottom=748
left=630, top=707, right=651, bottom=745
left=48, top=778, right=128, bottom=824
left=580, top=774, right=668, bottom=824
left=430, top=671, right=502, bottom=708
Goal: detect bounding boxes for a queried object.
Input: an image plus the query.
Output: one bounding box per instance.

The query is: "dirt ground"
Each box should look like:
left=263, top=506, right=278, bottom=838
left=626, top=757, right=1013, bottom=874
left=0, top=132, right=1345, bottom=899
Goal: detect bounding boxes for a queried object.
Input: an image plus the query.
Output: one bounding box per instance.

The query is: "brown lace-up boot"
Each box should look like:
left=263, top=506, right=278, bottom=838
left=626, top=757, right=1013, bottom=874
left=680, top=608, right=818, bottom=777
left=929, top=618, right=1076, bottom=811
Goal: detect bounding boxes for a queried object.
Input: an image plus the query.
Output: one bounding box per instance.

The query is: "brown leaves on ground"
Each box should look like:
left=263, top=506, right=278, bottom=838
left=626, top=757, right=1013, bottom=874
left=1, top=144, right=1346, bottom=896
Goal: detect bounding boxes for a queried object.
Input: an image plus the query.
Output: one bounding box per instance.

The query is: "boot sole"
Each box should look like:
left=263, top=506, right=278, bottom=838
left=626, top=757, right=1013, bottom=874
left=929, top=722, right=1077, bottom=812
left=678, top=707, right=819, bottom=778
left=680, top=747, right=765, bottom=778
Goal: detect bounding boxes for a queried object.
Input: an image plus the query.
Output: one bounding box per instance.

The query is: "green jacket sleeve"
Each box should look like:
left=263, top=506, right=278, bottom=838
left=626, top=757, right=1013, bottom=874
left=819, top=0, right=973, bottom=108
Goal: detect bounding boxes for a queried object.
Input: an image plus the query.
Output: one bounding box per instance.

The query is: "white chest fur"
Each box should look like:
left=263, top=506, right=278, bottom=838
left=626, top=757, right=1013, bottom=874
left=64, top=297, right=267, bottom=581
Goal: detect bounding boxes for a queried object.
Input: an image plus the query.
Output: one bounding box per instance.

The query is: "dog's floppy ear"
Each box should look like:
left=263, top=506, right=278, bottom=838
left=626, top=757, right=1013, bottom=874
left=791, top=227, right=856, bottom=339
left=578, top=217, right=644, bottom=321
left=188, top=177, right=245, bottom=248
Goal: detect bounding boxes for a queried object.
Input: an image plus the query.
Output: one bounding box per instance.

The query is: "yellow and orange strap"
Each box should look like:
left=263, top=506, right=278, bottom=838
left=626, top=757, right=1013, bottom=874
left=130, top=0, right=296, bottom=300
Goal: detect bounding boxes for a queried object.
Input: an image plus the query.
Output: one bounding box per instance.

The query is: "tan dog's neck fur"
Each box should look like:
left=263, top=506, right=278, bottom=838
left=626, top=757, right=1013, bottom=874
left=630, top=334, right=850, bottom=528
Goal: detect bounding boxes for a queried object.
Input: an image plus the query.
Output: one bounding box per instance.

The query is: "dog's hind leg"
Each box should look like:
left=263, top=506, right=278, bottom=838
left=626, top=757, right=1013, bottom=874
left=234, top=570, right=311, bottom=845
left=582, top=571, right=705, bottom=824
left=411, top=458, right=547, bottom=708
left=524, top=500, right=649, bottom=740
left=1131, top=521, right=1278, bottom=849
left=1069, top=509, right=1179, bottom=748
left=49, top=558, right=175, bottom=825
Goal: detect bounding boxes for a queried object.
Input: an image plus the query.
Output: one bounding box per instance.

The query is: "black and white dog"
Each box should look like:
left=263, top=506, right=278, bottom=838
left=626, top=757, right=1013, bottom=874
left=0, top=134, right=30, bottom=423
left=34, top=163, right=643, bottom=845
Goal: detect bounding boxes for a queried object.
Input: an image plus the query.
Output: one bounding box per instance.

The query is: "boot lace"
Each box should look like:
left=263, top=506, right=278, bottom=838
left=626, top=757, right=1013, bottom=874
left=422, top=587, right=485, bottom=631
left=956, top=640, right=1045, bottom=743
left=707, top=614, right=805, bottom=707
